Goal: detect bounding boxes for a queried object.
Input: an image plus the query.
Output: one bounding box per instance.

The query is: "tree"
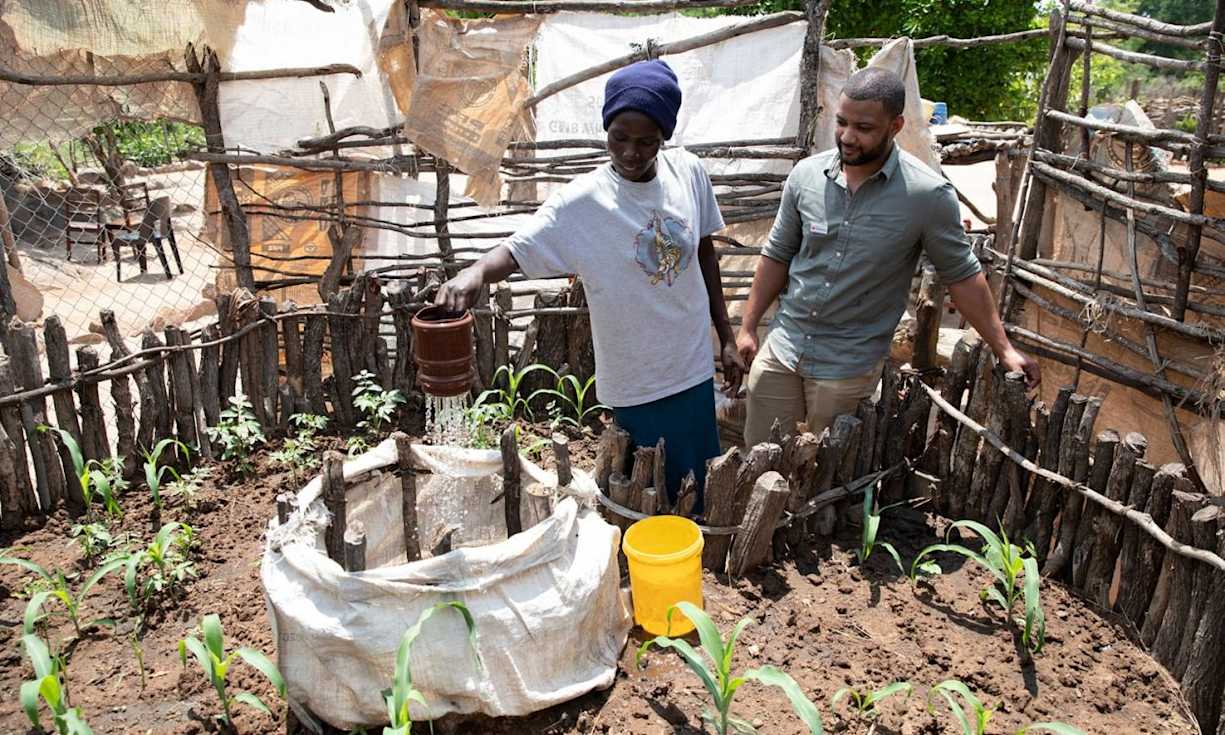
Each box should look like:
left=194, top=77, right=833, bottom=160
left=717, top=0, right=1048, bottom=121
left=1135, top=0, right=1214, bottom=59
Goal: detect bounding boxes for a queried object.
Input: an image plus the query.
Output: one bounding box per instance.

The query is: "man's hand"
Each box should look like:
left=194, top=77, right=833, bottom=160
left=1000, top=346, right=1041, bottom=389
left=720, top=341, right=747, bottom=398
left=434, top=267, right=485, bottom=313
left=736, top=327, right=759, bottom=370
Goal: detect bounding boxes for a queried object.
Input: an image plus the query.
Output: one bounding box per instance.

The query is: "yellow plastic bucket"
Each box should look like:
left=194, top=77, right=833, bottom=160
left=622, top=515, right=704, bottom=636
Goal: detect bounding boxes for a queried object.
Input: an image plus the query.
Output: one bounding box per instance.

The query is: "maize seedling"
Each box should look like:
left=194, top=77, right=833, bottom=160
left=124, top=522, right=197, bottom=617
left=178, top=613, right=285, bottom=728
left=927, top=679, right=1085, bottom=735
left=831, top=681, right=913, bottom=720
left=38, top=426, right=122, bottom=520
left=637, top=602, right=824, bottom=735
left=384, top=601, right=481, bottom=734
left=142, top=438, right=190, bottom=517
left=0, top=555, right=121, bottom=640
left=855, top=480, right=909, bottom=574
left=20, top=633, right=93, bottom=735
left=910, top=520, right=1046, bottom=653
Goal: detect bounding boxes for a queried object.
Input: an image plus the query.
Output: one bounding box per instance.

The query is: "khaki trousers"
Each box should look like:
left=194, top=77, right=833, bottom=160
left=743, top=339, right=882, bottom=447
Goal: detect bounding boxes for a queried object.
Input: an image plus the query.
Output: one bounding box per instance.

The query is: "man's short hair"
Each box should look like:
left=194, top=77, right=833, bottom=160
left=843, top=68, right=906, bottom=118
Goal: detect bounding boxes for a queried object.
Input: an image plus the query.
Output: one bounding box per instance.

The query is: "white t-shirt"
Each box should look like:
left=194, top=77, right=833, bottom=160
left=505, top=148, right=725, bottom=407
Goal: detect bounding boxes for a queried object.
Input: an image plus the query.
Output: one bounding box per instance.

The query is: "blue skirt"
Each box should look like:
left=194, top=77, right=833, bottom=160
left=612, top=378, right=722, bottom=514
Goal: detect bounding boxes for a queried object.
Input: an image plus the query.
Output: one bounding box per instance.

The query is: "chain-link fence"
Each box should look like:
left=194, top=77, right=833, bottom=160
left=1, top=51, right=218, bottom=347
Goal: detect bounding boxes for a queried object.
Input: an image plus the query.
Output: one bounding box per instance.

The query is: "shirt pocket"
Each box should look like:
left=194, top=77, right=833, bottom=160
left=799, top=189, right=839, bottom=255
left=851, top=213, right=917, bottom=266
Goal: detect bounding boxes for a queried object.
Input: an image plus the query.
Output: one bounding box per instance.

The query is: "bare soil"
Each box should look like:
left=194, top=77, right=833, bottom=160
left=0, top=426, right=1198, bottom=735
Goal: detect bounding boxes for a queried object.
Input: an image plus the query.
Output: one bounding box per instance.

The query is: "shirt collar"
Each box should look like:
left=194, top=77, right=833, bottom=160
left=823, top=143, right=901, bottom=187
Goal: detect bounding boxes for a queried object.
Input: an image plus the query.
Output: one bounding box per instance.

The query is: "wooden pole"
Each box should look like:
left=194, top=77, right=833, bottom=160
left=912, top=267, right=945, bottom=378
left=797, top=0, right=833, bottom=152
left=41, top=319, right=84, bottom=512
left=0, top=426, right=24, bottom=528
left=1166, top=0, right=1225, bottom=320
left=343, top=521, right=367, bottom=572
left=214, top=294, right=240, bottom=404
left=628, top=445, right=657, bottom=514
left=933, top=334, right=978, bottom=496
left=186, top=44, right=254, bottom=291
left=987, top=371, right=1030, bottom=534
left=302, top=312, right=328, bottom=417
left=1180, top=510, right=1225, bottom=734
left=276, top=493, right=292, bottom=525
left=1171, top=503, right=1222, bottom=678
left=322, top=450, right=347, bottom=563
left=198, top=324, right=223, bottom=429
left=258, top=297, right=280, bottom=426
left=326, top=291, right=357, bottom=429
left=702, top=447, right=744, bottom=570
left=947, top=350, right=994, bottom=517
left=728, top=471, right=790, bottom=576
left=8, top=323, right=66, bottom=512
left=1083, top=432, right=1146, bottom=604
left=1041, top=396, right=1098, bottom=576
left=552, top=433, right=572, bottom=487
left=393, top=432, right=421, bottom=563
left=1139, top=467, right=1191, bottom=646
left=501, top=427, right=522, bottom=537
left=1146, top=491, right=1202, bottom=658
left=141, top=330, right=174, bottom=441
left=73, top=348, right=109, bottom=464
left=164, top=327, right=200, bottom=451
left=0, top=358, right=35, bottom=517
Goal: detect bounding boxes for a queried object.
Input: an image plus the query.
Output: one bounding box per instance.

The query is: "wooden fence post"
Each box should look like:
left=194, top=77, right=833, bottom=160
left=501, top=427, right=522, bottom=537
left=141, top=330, right=174, bottom=442
left=322, top=451, right=346, bottom=563
left=394, top=432, right=421, bottom=563
left=702, top=447, right=744, bottom=570
left=9, top=322, right=67, bottom=513
left=73, top=347, right=109, bottom=464
left=1116, top=463, right=1180, bottom=626
left=728, top=471, right=789, bottom=576
left=164, top=326, right=200, bottom=452
left=1083, top=432, right=1146, bottom=605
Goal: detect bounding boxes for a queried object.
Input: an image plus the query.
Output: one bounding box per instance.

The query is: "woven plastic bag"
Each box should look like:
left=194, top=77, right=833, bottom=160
left=260, top=438, right=631, bottom=730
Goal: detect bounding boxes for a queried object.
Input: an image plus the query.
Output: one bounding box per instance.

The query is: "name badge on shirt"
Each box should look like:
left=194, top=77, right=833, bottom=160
left=809, top=220, right=828, bottom=236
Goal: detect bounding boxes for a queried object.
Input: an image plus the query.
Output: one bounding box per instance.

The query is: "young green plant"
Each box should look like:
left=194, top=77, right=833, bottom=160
left=636, top=602, right=824, bottom=735
left=20, top=634, right=93, bottom=735
left=206, top=393, right=265, bottom=476
left=143, top=438, right=190, bottom=522
left=38, top=426, right=122, bottom=520
left=1, top=555, right=122, bottom=640
left=270, top=413, right=329, bottom=478
left=178, top=613, right=285, bottom=728
left=124, top=522, right=197, bottom=615
left=349, top=371, right=405, bottom=455
left=540, top=373, right=608, bottom=429
left=927, top=679, right=1085, bottom=735
left=383, top=601, right=481, bottom=734
left=855, top=480, right=908, bottom=573
left=910, top=520, right=1046, bottom=653
left=831, top=681, right=912, bottom=720
left=476, top=363, right=558, bottom=422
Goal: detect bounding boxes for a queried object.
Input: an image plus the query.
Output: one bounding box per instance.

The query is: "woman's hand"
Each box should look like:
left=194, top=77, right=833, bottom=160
left=720, top=340, right=747, bottom=398
left=434, top=267, right=485, bottom=313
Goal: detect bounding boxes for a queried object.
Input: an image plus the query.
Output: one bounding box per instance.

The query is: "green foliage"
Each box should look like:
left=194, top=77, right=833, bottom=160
left=383, top=602, right=481, bottom=734
left=911, top=520, right=1045, bottom=653
left=20, top=634, right=93, bottom=735
left=38, top=427, right=123, bottom=521
left=349, top=372, right=406, bottom=456
left=143, top=438, right=190, bottom=513
left=927, top=679, right=1086, bottom=735
left=123, top=522, right=197, bottom=615
left=94, top=120, right=205, bottom=168
left=1135, top=0, right=1213, bottom=59
left=855, top=480, right=906, bottom=573
left=476, top=363, right=558, bottom=422
left=67, top=522, right=123, bottom=565
left=206, top=394, right=266, bottom=476
left=179, top=613, right=285, bottom=728
left=538, top=374, right=610, bottom=430
left=637, top=602, right=824, bottom=735
left=713, top=0, right=1047, bottom=120
left=163, top=465, right=213, bottom=510
left=270, top=413, right=330, bottom=477
left=1, top=556, right=121, bottom=640
left=831, top=681, right=913, bottom=719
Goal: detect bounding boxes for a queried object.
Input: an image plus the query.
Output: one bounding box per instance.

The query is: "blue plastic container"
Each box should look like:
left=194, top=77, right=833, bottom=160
left=931, top=101, right=948, bottom=125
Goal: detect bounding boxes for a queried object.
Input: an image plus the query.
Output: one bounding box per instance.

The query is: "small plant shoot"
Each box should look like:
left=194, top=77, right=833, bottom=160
left=178, top=613, right=285, bottom=728
left=831, top=681, right=913, bottom=720
left=20, top=634, right=93, bottom=735
left=383, top=601, right=481, bottom=734
left=206, top=394, right=266, bottom=476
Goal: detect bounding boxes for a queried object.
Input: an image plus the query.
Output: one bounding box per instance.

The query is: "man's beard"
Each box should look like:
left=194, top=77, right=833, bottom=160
left=838, top=137, right=892, bottom=167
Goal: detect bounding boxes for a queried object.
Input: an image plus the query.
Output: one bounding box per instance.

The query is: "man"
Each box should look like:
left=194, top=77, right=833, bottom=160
left=735, top=68, right=1039, bottom=447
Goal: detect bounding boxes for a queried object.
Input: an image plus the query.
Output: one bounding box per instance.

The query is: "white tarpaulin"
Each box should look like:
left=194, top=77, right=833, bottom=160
left=217, top=0, right=404, bottom=154
left=534, top=12, right=804, bottom=182
left=261, top=439, right=630, bottom=730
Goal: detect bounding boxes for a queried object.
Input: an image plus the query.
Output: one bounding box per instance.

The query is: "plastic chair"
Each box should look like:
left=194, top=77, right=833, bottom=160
left=63, top=188, right=110, bottom=263
left=111, top=196, right=181, bottom=281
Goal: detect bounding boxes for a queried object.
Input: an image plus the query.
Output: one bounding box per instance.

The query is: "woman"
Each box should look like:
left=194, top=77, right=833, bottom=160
left=435, top=59, right=744, bottom=509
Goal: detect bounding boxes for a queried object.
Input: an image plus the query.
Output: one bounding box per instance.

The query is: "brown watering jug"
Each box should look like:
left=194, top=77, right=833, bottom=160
left=410, top=305, right=475, bottom=397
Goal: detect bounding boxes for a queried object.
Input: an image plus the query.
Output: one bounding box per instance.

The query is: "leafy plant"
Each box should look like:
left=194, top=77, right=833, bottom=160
left=206, top=394, right=266, bottom=476
left=349, top=371, right=405, bottom=456
left=637, top=602, right=824, bottom=735
left=831, top=681, right=912, bottom=720
left=0, top=556, right=121, bottom=640
left=143, top=438, right=190, bottom=518
left=271, top=413, right=329, bottom=476
left=38, top=427, right=122, bottom=520
left=539, top=374, right=609, bottom=429
left=383, top=602, right=481, bottom=734
left=855, top=480, right=909, bottom=574
left=20, top=634, right=93, bottom=735
left=927, top=679, right=1085, bottom=735
left=68, top=522, right=122, bottom=565
left=475, top=363, right=558, bottom=422
left=911, top=520, right=1045, bottom=653
left=179, top=613, right=285, bottom=728
left=164, top=465, right=213, bottom=510
left=124, top=522, right=197, bottom=614
left=461, top=402, right=504, bottom=449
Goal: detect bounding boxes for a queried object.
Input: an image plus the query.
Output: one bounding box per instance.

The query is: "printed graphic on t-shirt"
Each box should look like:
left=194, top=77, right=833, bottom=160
left=634, top=210, right=693, bottom=286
